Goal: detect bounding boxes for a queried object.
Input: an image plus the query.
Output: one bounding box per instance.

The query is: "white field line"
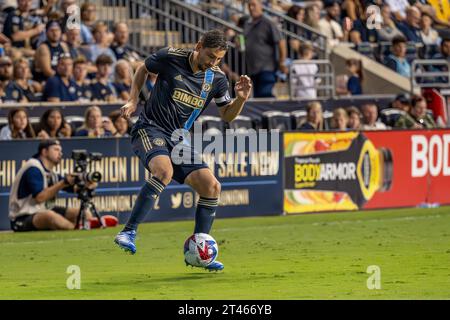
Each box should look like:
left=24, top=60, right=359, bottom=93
left=0, top=214, right=444, bottom=246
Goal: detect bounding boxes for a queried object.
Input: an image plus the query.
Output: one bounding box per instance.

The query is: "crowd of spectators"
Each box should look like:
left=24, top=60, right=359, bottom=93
left=216, top=0, right=449, bottom=96
left=0, top=104, right=131, bottom=140
left=295, top=92, right=440, bottom=132
left=0, top=0, right=146, bottom=104
left=0, top=0, right=448, bottom=140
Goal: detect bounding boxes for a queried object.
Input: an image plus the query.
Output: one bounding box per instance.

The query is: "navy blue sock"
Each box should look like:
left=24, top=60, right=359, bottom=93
left=194, top=197, right=219, bottom=234
left=123, top=176, right=165, bottom=232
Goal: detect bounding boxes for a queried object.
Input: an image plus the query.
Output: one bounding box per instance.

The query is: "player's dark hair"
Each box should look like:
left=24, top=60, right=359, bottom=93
left=200, top=29, right=228, bottom=51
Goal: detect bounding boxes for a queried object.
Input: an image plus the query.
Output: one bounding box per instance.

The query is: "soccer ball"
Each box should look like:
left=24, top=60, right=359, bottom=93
left=183, top=233, right=219, bottom=267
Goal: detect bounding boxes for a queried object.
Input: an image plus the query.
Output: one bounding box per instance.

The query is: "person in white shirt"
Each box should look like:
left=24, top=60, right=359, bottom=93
left=318, top=0, right=344, bottom=47
left=385, top=0, right=410, bottom=21
left=420, top=13, right=441, bottom=46
left=291, top=43, right=319, bottom=99
left=361, top=103, right=388, bottom=130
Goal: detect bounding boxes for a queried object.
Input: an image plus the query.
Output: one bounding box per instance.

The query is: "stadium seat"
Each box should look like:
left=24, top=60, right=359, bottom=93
left=323, top=110, right=333, bottom=130
left=197, top=115, right=224, bottom=135
left=65, top=116, right=85, bottom=132
left=290, top=110, right=307, bottom=129
left=380, top=108, right=406, bottom=127
left=29, top=117, right=40, bottom=134
left=227, top=115, right=255, bottom=133
left=0, top=117, right=7, bottom=128
left=261, top=111, right=293, bottom=131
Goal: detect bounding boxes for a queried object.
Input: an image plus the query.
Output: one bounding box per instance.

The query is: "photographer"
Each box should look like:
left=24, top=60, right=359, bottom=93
left=8, top=139, right=117, bottom=231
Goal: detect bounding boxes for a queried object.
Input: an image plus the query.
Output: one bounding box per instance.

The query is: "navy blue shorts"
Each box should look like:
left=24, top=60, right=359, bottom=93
left=130, top=118, right=208, bottom=184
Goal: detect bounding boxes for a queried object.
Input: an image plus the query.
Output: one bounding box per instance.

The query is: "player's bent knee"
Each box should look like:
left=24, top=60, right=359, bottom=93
left=152, top=169, right=173, bottom=186
left=208, top=179, right=221, bottom=198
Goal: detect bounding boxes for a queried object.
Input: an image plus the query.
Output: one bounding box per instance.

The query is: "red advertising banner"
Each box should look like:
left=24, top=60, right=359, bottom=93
left=364, top=129, right=450, bottom=209
left=284, top=129, right=450, bottom=214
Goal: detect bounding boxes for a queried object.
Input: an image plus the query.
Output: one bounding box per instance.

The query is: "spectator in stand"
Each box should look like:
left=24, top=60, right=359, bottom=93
left=0, top=107, right=35, bottom=140
left=304, top=3, right=321, bottom=32
left=3, top=0, right=45, bottom=54
left=394, top=95, right=436, bottom=129
left=330, top=107, right=349, bottom=131
left=391, top=93, right=412, bottom=113
left=351, top=5, right=379, bottom=43
left=110, top=22, right=141, bottom=69
left=286, top=5, right=305, bottom=54
left=385, top=36, right=411, bottom=77
left=108, top=110, right=130, bottom=137
left=396, top=6, right=423, bottom=43
left=42, top=53, right=78, bottom=102
left=113, top=59, right=132, bottom=101
left=90, top=54, right=117, bottom=102
left=420, top=13, right=441, bottom=46
left=73, top=56, right=92, bottom=101
left=348, top=29, right=362, bottom=47
left=377, top=4, right=405, bottom=42
left=346, top=106, right=362, bottom=130
left=361, top=103, right=387, bottom=130
left=36, top=108, right=72, bottom=139
left=299, top=101, right=324, bottom=130
left=74, top=105, right=113, bottom=137
left=243, top=0, right=287, bottom=98
left=384, top=0, right=410, bottom=21
left=12, top=57, right=42, bottom=102
left=0, top=55, right=26, bottom=102
left=79, top=2, right=96, bottom=45
left=287, top=5, right=305, bottom=23
left=59, top=0, right=76, bottom=32
left=65, top=27, right=83, bottom=60
left=432, top=37, right=450, bottom=61
left=431, top=38, right=450, bottom=83
left=341, top=0, right=365, bottom=22
left=318, top=0, right=345, bottom=47
left=34, top=20, right=69, bottom=82
left=291, top=43, right=318, bottom=99
left=346, top=58, right=363, bottom=95
left=83, top=21, right=116, bottom=64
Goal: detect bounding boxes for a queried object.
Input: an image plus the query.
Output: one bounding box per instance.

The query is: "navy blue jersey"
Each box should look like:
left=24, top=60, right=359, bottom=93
left=3, top=9, right=44, bottom=48
left=3, top=82, right=24, bottom=102
left=43, top=75, right=78, bottom=101
left=90, top=80, right=117, bottom=101
left=113, top=82, right=131, bottom=96
left=74, top=81, right=93, bottom=101
left=141, top=47, right=232, bottom=136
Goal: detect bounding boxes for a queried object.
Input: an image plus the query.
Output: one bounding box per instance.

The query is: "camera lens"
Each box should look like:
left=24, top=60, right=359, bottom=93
left=84, top=171, right=102, bottom=183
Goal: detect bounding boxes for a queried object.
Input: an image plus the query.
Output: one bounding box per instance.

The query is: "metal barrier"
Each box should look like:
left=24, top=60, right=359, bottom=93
left=289, top=60, right=335, bottom=100
left=410, top=59, right=450, bottom=89
left=199, top=0, right=328, bottom=59
left=81, top=0, right=246, bottom=79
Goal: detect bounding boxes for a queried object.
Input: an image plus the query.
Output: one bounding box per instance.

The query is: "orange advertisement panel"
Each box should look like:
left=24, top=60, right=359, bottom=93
left=284, top=130, right=450, bottom=214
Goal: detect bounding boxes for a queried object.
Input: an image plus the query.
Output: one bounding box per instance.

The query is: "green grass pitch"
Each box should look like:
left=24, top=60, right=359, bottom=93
left=0, top=207, right=449, bottom=299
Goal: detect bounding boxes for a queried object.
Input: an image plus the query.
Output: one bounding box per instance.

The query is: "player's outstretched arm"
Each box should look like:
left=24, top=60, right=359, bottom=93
left=218, top=75, right=252, bottom=122
left=120, top=62, right=149, bottom=119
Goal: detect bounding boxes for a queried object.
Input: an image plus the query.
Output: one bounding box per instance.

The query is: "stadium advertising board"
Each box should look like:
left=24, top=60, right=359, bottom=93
left=284, top=129, right=450, bottom=213
left=0, top=133, right=283, bottom=231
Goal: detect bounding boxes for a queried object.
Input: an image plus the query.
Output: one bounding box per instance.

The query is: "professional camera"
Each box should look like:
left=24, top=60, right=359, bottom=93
left=71, top=150, right=102, bottom=200
left=71, top=150, right=103, bottom=229
left=72, top=150, right=102, bottom=184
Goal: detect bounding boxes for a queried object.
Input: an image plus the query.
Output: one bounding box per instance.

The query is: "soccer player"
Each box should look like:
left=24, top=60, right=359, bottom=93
left=114, top=29, right=252, bottom=271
